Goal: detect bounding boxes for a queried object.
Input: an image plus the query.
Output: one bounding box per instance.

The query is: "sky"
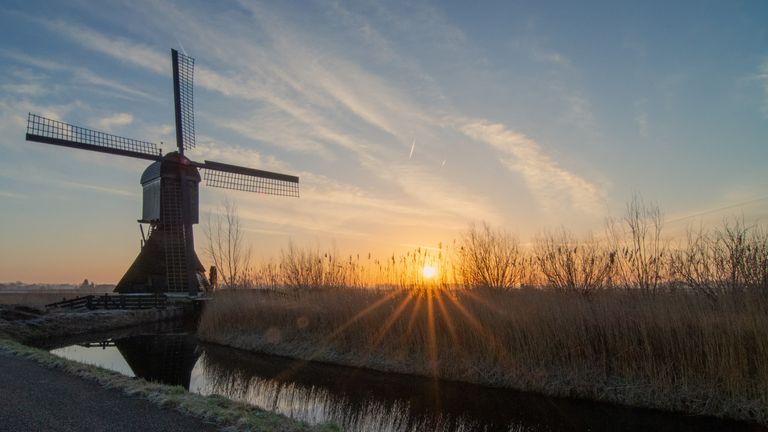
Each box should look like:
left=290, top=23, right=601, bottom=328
left=1, top=0, right=767, bottom=284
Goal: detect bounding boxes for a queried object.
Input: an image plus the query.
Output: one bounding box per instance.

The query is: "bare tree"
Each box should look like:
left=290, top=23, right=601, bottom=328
left=202, top=198, right=253, bottom=289
left=607, top=194, right=667, bottom=293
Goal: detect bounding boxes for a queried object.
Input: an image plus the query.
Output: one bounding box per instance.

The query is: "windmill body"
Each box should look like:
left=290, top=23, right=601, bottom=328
left=23, top=49, right=299, bottom=296
left=118, top=152, right=203, bottom=295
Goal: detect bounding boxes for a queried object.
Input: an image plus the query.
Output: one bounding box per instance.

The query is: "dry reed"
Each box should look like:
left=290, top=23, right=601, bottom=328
left=198, top=287, right=768, bottom=425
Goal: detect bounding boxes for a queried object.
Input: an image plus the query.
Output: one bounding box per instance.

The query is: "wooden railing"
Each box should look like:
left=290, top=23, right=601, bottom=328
left=46, top=293, right=168, bottom=310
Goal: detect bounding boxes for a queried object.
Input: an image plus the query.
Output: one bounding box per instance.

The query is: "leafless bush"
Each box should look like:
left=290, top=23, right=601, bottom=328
left=671, top=218, right=768, bottom=299
left=741, top=225, right=768, bottom=292
left=608, top=194, right=668, bottom=293
left=455, top=223, right=529, bottom=289
left=279, top=243, right=352, bottom=290
left=534, top=228, right=615, bottom=294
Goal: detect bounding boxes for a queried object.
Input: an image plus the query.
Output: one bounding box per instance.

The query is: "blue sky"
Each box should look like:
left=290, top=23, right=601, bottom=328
left=1, top=0, right=767, bottom=283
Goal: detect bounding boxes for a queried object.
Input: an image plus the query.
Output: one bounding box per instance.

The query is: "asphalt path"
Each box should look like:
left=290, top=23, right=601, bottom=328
left=0, top=352, right=219, bottom=432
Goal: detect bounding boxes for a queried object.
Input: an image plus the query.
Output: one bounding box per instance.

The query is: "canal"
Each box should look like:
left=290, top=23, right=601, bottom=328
left=42, top=321, right=765, bottom=432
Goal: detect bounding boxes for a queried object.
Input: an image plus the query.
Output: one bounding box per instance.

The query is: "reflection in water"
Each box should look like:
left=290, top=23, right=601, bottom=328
left=50, top=327, right=765, bottom=432
left=203, top=363, right=485, bottom=431
left=116, top=334, right=199, bottom=390
left=200, top=346, right=519, bottom=432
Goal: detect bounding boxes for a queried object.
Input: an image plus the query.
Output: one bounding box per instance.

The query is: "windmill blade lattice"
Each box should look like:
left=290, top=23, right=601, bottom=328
left=172, top=49, right=195, bottom=152
left=26, top=113, right=161, bottom=161
left=200, top=160, right=300, bottom=197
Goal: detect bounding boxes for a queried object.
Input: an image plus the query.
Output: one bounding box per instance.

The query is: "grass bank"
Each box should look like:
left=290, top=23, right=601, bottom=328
left=0, top=338, right=338, bottom=432
left=0, top=305, right=339, bottom=431
left=198, top=287, right=768, bottom=426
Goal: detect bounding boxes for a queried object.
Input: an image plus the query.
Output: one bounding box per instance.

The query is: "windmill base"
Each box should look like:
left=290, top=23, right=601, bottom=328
left=115, top=228, right=209, bottom=295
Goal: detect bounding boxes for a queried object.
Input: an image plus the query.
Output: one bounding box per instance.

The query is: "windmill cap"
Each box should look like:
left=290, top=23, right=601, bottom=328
left=140, top=152, right=201, bottom=185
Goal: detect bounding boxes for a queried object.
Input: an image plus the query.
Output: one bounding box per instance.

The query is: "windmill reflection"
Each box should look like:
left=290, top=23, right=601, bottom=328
left=77, top=332, right=199, bottom=390
left=115, top=334, right=199, bottom=389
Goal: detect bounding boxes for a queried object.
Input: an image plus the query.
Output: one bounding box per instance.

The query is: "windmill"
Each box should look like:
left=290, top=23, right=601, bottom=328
left=23, top=49, right=299, bottom=296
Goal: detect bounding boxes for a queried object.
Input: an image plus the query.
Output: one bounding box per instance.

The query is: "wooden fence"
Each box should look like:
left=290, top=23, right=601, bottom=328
left=46, top=293, right=168, bottom=310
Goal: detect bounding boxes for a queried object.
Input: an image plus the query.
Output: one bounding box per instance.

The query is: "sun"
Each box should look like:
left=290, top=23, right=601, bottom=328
left=421, top=264, right=438, bottom=279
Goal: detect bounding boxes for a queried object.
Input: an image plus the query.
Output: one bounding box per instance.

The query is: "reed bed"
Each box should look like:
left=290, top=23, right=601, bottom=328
left=199, top=200, right=768, bottom=424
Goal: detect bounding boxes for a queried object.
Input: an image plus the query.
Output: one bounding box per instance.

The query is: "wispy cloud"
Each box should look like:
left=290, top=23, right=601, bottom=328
left=43, top=20, right=167, bottom=75
left=0, top=49, right=158, bottom=102
left=1, top=83, right=43, bottom=96
left=95, top=112, right=133, bottom=131
left=0, top=190, right=26, bottom=199
left=0, top=97, right=83, bottom=135
left=58, top=180, right=136, bottom=198
left=758, top=60, right=768, bottom=118
left=214, top=116, right=333, bottom=157
left=457, top=118, right=605, bottom=214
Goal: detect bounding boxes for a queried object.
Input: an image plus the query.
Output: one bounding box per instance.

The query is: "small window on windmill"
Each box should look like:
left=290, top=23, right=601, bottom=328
left=140, top=161, right=162, bottom=222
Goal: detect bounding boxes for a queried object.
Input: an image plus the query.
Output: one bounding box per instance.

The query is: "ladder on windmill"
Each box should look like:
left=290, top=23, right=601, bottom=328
left=162, top=180, right=188, bottom=293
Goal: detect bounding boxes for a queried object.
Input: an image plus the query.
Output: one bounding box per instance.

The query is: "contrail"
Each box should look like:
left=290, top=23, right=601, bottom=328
left=409, top=138, right=415, bottom=159
left=441, top=160, right=446, bottom=167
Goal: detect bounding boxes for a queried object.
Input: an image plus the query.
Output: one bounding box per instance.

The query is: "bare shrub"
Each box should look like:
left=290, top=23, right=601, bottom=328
left=741, top=225, right=768, bottom=292
left=534, top=228, right=615, bottom=294
left=608, top=194, right=667, bottom=292
left=456, top=223, right=529, bottom=289
left=251, top=260, right=282, bottom=290
left=671, top=218, right=768, bottom=298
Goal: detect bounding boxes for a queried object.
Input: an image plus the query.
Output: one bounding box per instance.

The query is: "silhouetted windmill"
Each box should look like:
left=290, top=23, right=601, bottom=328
left=24, top=49, right=299, bottom=296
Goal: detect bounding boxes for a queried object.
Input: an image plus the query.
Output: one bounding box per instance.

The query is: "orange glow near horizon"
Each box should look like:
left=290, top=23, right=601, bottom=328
left=421, top=264, right=438, bottom=279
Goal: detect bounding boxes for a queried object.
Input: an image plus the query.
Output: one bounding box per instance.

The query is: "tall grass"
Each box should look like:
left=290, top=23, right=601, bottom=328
left=199, top=287, right=768, bottom=424
left=248, top=243, right=452, bottom=290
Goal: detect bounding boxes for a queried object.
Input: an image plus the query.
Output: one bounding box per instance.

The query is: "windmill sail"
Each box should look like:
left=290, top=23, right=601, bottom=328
left=171, top=49, right=195, bottom=153
left=26, top=114, right=161, bottom=161
left=197, top=160, right=300, bottom=197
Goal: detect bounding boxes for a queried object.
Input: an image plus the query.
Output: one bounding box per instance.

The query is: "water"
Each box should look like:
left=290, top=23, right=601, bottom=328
left=45, top=323, right=765, bottom=432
